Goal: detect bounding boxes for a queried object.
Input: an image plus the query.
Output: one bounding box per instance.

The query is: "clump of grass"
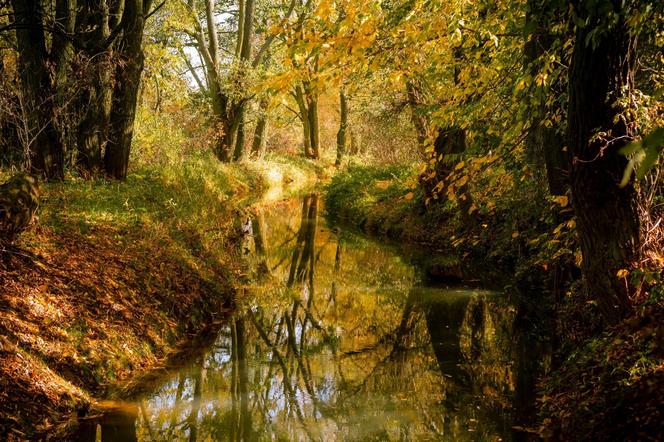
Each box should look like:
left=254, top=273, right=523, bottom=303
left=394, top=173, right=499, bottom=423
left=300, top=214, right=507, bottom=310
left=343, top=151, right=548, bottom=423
left=325, top=164, right=418, bottom=227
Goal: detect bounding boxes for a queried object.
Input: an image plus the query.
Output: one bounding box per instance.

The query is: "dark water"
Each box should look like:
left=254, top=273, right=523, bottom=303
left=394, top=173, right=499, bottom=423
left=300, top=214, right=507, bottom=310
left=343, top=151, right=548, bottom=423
left=73, top=194, right=548, bottom=441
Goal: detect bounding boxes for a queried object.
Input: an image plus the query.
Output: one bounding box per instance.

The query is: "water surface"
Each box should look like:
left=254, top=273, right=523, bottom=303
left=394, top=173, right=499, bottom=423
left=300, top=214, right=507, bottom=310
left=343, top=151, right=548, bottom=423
left=77, top=194, right=545, bottom=441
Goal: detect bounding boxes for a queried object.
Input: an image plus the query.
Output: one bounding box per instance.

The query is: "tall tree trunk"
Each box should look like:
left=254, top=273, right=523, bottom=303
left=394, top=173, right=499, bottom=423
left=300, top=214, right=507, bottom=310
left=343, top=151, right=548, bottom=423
left=239, top=0, right=255, bottom=61
left=406, top=80, right=431, bottom=157
left=230, top=0, right=254, bottom=161
left=524, top=1, right=568, bottom=195
left=104, top=0, right=152, bottom=179
left=52, top=0, right=77, bottom=162
left=235, top=0, right=245, bottom=57
left=77, top=1, right=112, bottom=174
left=0, top=58, right=21, bottom=166
left=251, top=96, right=269, bottom=159
left=567, top=2, right=640, bottom=324
left=77, top=62, right=112, bottom=174
left=432, top=127, right=475, bottom=225
left=12, top=0, right=65, bottom=180
left=307, top=92, right=320, bottom=159
left=294, top=85, right=313, bottom=157
left=335, top=87, right=348, bottom=166
left=233, top=106, right=246, bottom=161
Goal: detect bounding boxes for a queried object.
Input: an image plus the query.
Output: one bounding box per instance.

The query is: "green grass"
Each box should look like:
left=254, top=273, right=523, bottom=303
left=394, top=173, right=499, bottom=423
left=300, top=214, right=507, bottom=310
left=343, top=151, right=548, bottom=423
left=325, top=164, right=419, bottom=227
left=33, top=152, right=325, bottom=280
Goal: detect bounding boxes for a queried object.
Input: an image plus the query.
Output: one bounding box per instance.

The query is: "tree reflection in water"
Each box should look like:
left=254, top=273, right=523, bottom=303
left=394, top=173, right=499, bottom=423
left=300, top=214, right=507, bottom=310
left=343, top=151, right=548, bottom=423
left=76, top=194, right=547, bottom=441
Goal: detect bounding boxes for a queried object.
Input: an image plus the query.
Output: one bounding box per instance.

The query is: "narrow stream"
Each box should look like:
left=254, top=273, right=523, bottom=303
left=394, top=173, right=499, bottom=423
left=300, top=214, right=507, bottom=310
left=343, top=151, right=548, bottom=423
left=74, top=194, right=547, bottom=441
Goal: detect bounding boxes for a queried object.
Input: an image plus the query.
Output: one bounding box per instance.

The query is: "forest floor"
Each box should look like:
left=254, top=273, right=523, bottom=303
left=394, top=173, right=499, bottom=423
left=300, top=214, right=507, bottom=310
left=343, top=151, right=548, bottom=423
left=325, top=164, right=664, bottom=441
left=0, top=154, right=328, bottom=439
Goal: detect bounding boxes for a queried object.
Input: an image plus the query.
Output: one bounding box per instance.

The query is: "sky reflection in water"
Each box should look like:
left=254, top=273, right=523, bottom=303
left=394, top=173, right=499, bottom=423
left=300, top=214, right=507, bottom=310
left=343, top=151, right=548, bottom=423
left=78, top=194, right=544, bottom=441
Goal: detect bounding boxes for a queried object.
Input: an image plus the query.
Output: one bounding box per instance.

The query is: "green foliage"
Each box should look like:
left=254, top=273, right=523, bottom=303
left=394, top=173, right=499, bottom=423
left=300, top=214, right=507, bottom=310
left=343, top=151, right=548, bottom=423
left=325, top=164, right=418, bottom=226
left=620, top=126, right=664, bottom=186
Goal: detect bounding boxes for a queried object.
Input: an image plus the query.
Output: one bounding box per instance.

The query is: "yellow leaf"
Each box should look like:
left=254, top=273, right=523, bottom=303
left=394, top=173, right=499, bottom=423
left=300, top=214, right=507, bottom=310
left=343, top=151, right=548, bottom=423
left=512, top=232, right=520, bottom=238
left=616, top=269, right=629, bottom=279
left=375, top=180, right=390, bottom=189
left=404, top=192, right=414, bottom=200
left=553, top=195, right=569, bottom=207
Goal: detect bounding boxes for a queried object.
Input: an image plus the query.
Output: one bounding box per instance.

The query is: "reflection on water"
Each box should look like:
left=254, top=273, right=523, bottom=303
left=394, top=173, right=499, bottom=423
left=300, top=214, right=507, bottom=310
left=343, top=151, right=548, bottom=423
left=76, top=194, right=546, bottom=441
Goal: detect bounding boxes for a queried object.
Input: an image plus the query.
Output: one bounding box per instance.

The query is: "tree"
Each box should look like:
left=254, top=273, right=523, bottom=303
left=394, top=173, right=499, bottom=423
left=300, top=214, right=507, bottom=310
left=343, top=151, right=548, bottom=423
left=335, top=86, right=348, bottom=166
left=287, top=1, right=322, bottom=159
left=75, top=0, right=119, bottom=175
left=251, top=95, right=271, bottom=158
left=566, top=1, right=641, bottom=324
left=180, top=0, right=292, bottom=162
left=523, top=0, right=568, bottom=195
left=104, top=0, right=155, bottom=179
left=2, top=0, right=157, bottom=179
left=10, top=0, right=67, bottom=179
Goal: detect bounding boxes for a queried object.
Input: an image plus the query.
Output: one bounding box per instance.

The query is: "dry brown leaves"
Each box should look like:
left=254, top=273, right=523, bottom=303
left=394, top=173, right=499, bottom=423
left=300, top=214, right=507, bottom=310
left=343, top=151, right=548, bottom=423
left=0, top=221, right=232, bottom=437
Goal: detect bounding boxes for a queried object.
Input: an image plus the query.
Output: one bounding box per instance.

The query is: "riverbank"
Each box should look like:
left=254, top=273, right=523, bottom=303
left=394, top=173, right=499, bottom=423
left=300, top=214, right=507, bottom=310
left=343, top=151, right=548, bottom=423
left=325, top=164, right=664, bottom=440
left=0, top=154, right=327, bottom=439
left=324, top=164, right=576, bottom=290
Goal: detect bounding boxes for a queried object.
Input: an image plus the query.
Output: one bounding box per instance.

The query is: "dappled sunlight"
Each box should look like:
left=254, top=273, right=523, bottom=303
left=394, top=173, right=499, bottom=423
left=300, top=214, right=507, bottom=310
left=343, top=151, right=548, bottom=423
left=1, top=0, right=661, bottom=438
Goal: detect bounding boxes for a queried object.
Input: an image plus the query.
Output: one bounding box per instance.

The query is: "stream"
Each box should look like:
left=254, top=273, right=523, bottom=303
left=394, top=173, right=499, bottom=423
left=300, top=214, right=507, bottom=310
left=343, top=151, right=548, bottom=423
left=72, top=193, right=548, bottom=441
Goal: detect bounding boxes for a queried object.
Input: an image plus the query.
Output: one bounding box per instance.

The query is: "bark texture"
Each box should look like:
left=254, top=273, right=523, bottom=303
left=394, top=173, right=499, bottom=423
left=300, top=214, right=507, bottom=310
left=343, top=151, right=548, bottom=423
left=104, top=0, right=152, bottom=179
left=11, top=0, right=65, bottom=180
left=335, top=88, right=348, bottom=166
left=567, top=2, right=641, bottom=324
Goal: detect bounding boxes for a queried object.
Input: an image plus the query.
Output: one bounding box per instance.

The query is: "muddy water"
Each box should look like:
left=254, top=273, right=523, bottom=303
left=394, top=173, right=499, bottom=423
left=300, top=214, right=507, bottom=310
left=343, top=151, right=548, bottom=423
left=73, top=194, right=547, bottom=441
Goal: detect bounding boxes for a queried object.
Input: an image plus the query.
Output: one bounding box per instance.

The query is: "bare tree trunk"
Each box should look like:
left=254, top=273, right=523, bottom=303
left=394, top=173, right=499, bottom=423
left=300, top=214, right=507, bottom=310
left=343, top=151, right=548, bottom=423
left=239, top=0, right=255, bottom=61
left=77, top=62, right=112, bottom=174
left=230, top=0, right=255, bottom=161
left=251, top=96, right=269, bottom=159
left=307, top=91, right=320, bottom=159
left=335, top=87, right=348, bottom=166
left=294, top=85, right=313, bottom=157
left=233, top=106, right=246, bottom=161
left=77, top=1, right=112, bottom=174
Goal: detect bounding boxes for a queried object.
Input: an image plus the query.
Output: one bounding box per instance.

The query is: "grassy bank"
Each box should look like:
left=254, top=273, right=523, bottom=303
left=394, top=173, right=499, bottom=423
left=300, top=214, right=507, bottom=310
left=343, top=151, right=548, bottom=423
left=325, top=164, right=663, bottom=439
left=0, top=153, right=325, bottom=438
left=325, top=164, right=575, bottom=288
